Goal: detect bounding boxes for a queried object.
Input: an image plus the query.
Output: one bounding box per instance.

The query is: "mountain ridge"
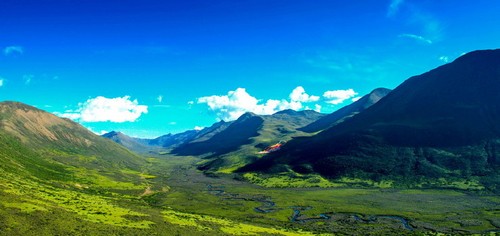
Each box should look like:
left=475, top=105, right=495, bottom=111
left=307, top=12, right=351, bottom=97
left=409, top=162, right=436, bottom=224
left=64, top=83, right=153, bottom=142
left=239, top=49, right=500, bottom=191
left=299, top=88, right=391, bottom=133
left=0, top=101, right=147, bottom=170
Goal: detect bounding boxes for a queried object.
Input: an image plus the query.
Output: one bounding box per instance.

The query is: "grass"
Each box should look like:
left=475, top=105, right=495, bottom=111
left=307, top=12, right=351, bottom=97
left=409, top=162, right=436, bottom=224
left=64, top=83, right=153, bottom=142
left=0, top=130, right=498, bottom=235
left=243, top=172, right=342, bottom=188
left=0, top=170, right=154, bottom=228
left=162, top=209, right=322, bottom=235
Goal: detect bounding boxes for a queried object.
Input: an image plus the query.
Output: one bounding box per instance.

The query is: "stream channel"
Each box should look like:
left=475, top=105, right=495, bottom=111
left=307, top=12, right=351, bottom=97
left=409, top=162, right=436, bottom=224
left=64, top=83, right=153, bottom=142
left=206, top=184, right=414, bottom=231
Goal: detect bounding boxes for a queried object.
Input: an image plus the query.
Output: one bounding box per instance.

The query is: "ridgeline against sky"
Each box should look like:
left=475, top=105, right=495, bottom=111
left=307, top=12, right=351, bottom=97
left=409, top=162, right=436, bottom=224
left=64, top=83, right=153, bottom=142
left=0, top=0, right=498, bottom=137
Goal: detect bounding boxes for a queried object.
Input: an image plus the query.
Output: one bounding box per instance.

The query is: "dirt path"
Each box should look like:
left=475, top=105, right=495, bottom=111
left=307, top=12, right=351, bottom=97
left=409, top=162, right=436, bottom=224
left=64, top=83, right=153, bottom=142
left=141, top=186, right=154, bottom=196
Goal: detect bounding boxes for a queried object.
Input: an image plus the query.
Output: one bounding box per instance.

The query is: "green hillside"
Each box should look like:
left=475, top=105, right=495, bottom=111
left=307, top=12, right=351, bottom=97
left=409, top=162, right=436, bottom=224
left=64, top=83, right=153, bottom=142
left=0, top=101, right=325, bottom=235
left=173, top=110, right=324, bottom=174
left=240, top=50, right=500, bottom=192
left=0, top=102, right=156, bottom=234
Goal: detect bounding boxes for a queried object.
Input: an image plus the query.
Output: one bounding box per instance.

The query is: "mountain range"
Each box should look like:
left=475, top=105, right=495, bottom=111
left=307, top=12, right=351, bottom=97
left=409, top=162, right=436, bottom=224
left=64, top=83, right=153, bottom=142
left=239, top=49, right=500, bottom=191
left=4, top=49, right=497, bottom=192
left=102, top=88, right=392, bottom=162
left=100, top=50, right=499, bottom=190
left=1, top=49, right=499, bottom=235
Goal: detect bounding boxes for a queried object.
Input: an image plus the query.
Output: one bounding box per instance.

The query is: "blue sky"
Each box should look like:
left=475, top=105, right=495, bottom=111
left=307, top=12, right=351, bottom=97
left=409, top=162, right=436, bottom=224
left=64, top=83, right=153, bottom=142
left=1, top=0, right=499, bottom=137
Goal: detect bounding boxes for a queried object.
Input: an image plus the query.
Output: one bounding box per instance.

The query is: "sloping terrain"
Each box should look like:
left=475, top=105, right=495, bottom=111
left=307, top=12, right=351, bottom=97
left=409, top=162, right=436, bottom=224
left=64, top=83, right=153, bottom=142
left=0, top=101, right=324, bottom=236
left=0, top=102, right=146, bottom=170
left=189, top=120, right=233, bottom=143
left=101, top=131, right=152, bottom=153
left=102, top=129, right=200, bottom=154
left=241, top=50, right=500, bottom=192
left=0, top=102, right=160, bottom=233
left=171, top=112, right=265, bottom=157
left=299, top=88, right=391, bottom=133
left=172, top=110, right=324, bottom=173
left=147, top=130, right=199, bottom=148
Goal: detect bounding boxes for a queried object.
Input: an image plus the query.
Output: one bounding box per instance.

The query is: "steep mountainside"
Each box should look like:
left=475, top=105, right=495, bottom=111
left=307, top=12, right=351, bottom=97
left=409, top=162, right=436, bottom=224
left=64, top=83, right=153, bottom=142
left=0, top=102, right=146, bottom=170
left=103, top=129, right=200, bottom=154
left=171, top=112, right=265, bottom=157
left=0, top=102, right=162, bottom=233
left=101, top=131, right=152, bottom=153
left=172, top=109, right=324, bottom=172
left=147, top=130, right=199, bottom=148
left=189, top=120, right=233, bottom=143
left=299, top=88, right=391, bottom=133
left=241, top=50, right=500, bottom=191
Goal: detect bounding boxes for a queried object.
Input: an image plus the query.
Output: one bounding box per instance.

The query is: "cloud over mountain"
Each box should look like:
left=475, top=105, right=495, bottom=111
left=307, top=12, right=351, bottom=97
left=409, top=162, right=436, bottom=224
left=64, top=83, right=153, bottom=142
left=57, top=96, right=148, bottom=123
left=323, top=89, right=358, bottom=105
left=197, top=86, right=320, bottom=121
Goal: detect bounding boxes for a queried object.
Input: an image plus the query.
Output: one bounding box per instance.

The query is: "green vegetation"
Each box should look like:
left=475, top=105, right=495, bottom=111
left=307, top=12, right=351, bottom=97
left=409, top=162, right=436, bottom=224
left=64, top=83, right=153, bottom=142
left=162, top=210, right=321, bottom=235
left=243, top=172, right=341, bottom=188
left=1, top=136, right=498, bottom=235
left=0, top=102, right=498, bottom=235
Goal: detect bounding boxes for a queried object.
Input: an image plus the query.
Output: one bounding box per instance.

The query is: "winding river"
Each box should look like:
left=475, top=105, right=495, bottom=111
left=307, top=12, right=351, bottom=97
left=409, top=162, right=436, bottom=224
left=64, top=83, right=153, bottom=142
left=206, top=184, right=414, bottom=231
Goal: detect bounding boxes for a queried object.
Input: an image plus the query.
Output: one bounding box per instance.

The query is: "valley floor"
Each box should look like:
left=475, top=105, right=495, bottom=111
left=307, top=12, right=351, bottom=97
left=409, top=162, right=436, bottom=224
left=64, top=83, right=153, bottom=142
left=1, top=154, right=499, bottom=235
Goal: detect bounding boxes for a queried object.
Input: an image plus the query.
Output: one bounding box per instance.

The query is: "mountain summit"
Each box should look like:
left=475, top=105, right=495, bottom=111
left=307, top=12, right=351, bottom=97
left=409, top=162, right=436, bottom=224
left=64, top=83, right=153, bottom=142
left=241, top=49, right=500, bottom=190
left=299, top=88, right=391, bottom=133
left=0, top=101, right=145, bottom=170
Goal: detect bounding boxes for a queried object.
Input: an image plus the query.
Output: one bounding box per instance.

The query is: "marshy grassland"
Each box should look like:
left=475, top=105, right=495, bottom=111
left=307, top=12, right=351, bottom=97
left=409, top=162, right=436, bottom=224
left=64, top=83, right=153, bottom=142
left=1, top=143, right=498, bottom=235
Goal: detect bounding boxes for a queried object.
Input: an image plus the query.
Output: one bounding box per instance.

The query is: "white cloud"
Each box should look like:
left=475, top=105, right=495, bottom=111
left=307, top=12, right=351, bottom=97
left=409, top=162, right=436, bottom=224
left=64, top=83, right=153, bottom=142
left=194, top=126, right=204, bottom=131
left=398, top=34, right=433, bottom=44
left=0, top=78, right=3, bottom=87
left=290, top=86, right=319, bottom=103
left=314, top=104, right=321, bottom=113
left=351, top=96, right=362, bottom=102
left=197, top=86, right=319, bottom=121
left=3, top=46, right=23, bottom=56
left=323, top=89, right=358, bottom=105
left=57, top=96, right=148, bottom=123
left=157, top=95, right=163, bottom=103
left=168, top=121, right=177, bottom=125
left=439, top=56, right=449, bottom=63
left=387, top=0, right=404, bottom=17
left=187, top=101, right=194, bottom=105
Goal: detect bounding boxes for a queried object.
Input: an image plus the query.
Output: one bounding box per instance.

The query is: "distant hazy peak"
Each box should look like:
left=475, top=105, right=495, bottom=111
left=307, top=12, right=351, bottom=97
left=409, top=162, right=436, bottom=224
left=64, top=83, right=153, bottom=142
left=273, top=109, right=298, bottom=115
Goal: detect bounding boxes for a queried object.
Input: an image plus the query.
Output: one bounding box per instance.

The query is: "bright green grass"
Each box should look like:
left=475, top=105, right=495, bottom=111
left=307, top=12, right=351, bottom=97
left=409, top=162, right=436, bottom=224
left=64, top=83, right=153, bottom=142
left=162, top=209, right=324, bottom=236
left=243, top=172, right=341, bottom=188
left=336, top=177, right=394, bottom=188
left=0, top=171, right=154, bottom=228
left=1, top=202, right=48, bottom=213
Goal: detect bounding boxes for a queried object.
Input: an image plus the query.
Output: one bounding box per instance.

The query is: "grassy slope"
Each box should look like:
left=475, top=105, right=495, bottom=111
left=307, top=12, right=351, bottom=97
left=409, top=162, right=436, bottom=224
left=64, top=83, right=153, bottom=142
left=0, top=102, right=321, bottom=235
left=0, top=135, right=321, bottom=235
left=197, top=111, right=324, bottom=174
left=240, top=50, right=500, bottom=192
left=1, top=128, right=497, bottom=235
